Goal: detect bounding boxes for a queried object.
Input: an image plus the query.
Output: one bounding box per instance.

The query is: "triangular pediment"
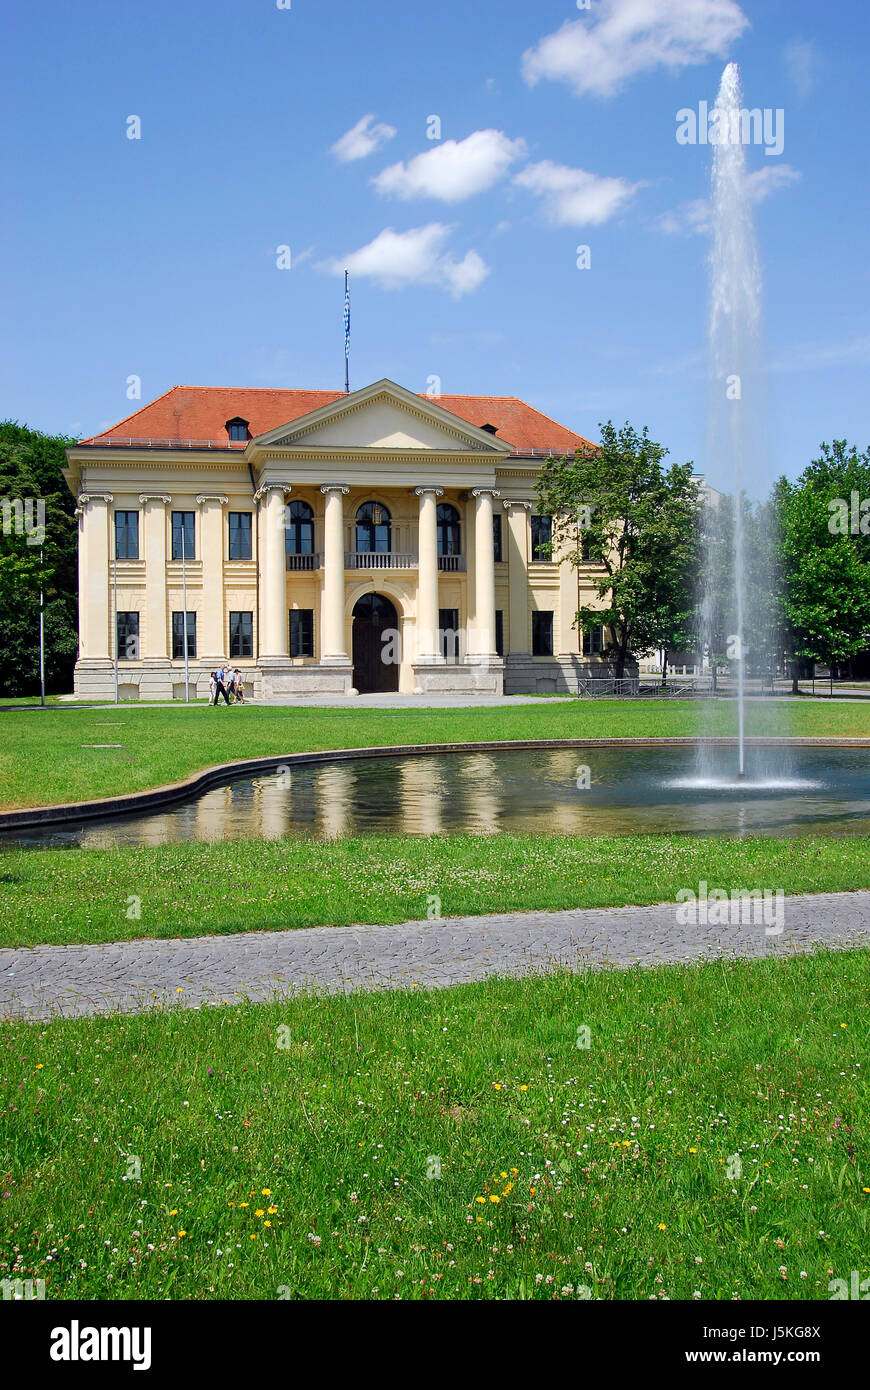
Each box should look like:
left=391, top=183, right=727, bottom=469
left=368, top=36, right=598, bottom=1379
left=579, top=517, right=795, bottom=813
left=252, top=379, right=512, bottom=454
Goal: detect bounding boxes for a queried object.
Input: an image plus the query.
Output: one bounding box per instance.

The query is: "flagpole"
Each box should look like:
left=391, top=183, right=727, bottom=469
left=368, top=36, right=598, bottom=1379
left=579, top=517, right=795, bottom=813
left=344, top=269, right=350, bottom=395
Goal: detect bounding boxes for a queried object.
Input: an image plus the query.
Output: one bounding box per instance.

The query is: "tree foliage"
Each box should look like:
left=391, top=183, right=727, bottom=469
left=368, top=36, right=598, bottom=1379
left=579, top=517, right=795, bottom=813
left=0, top=421, right=78, bottom=694
left=537, top=421, right=701, bottom=677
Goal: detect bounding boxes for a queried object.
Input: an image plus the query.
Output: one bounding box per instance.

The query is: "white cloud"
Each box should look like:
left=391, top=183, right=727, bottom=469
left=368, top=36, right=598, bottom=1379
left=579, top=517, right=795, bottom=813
left=331, top=114, right=397, bottom=163
left=784, top=39, right=816, bottom=100
left=317, top=224, right=491, bottom=299
left=522, top=0, right=749, bottom=99
left=657, top=164, right=801, bottom=235
left=514, top=160, right=641, bottom=226
left=372, top=130, right=527, bottom=203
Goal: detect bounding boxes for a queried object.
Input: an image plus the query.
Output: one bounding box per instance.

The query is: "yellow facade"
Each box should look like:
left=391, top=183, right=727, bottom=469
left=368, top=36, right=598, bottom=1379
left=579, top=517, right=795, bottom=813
left=64, top=380, right=613, bottom=699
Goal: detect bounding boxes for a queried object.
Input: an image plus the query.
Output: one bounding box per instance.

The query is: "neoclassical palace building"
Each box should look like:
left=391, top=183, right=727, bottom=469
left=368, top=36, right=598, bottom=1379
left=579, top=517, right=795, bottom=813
left=63, top=378, right=612, bottom=699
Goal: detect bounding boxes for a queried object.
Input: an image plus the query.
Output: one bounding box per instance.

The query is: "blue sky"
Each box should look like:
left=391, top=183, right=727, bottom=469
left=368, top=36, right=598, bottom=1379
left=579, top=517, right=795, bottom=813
left=2, top=0, right=868, bottom=495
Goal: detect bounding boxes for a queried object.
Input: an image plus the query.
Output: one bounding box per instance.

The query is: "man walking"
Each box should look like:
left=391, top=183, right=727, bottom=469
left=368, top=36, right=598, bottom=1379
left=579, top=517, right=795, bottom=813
left=212, top=664, right=231, bottom=706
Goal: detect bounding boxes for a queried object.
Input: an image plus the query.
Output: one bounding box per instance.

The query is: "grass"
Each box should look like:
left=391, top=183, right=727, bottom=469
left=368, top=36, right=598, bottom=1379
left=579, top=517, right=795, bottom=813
left=3, top=699, right=870, bottom=812
left=3, top=831, right=870, bottom=949
left=1, top=949, right=867, bottom=1301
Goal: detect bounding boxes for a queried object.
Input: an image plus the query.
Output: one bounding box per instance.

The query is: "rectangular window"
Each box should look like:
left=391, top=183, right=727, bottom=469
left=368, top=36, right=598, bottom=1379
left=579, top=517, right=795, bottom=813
left=290, top=609, right=314, bottom=658
left=495, top=609, right=504, bottom=657
left=230, top=611, right=253, bottom=659
left=532, top=610, right=553, bottom=657
left=114, top=510, right=139, bottom=560
left=583, top=625, right=604, bottom=655
left=492, top=513, right=503, bottom=563
left=116, top=611, right=139, bottom=661
left=530, top=514, right=552, bottom=561
left=228, top=512, right=252, bottom=561
left=439, top=608, right=460, bottom=662
left=171, top=611, right=197, bottom=660
left=171, top=511, right=195, bottom=561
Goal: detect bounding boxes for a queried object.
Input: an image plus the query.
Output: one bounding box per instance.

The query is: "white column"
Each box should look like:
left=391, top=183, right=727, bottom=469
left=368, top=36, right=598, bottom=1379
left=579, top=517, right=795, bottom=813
left=414, top=486, right=443, bottom=662
left=504, top=501, right=533, bottom=655
left=472, top=487, right=500, bottom=660
left=558, top=544, right=581, bottom=655
left=139, top=494, right=171, bottom=658
left=258, top=485, right=290, bottom=658
left=197, top=494, right=229, bottom=661
left=77, top=493, right=113, bottom=660
left=320, top=485, right=350, bottom=662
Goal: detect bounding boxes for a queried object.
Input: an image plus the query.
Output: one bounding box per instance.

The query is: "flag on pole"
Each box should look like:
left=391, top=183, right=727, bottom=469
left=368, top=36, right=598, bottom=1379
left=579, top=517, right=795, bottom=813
left=344, top=269, right=350, bottom=393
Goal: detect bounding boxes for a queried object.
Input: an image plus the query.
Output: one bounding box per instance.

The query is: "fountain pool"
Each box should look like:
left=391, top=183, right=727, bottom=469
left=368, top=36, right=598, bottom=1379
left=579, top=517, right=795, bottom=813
left=3, top=744, right=868, bottom=849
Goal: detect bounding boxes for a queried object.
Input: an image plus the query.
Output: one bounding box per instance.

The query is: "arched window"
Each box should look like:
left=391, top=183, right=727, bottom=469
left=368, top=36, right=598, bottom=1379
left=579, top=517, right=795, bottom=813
left=356, top=501, right=391, bottom=554
left=437, top=503, right=461, bottom=557
left=226, top=417, right=250, bottom=442
left=285, top=499, right=314, bottom=555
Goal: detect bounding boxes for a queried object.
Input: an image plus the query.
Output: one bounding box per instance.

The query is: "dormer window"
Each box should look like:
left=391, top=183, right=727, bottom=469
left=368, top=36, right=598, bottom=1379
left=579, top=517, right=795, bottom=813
left=480, top=422, right=498, bottom=435
left=226, top=417, right=250, bottom=442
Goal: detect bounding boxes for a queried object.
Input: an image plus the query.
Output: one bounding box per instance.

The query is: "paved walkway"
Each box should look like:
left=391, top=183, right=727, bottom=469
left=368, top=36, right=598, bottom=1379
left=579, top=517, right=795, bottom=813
left=2, top=892, right=869, bottom=1020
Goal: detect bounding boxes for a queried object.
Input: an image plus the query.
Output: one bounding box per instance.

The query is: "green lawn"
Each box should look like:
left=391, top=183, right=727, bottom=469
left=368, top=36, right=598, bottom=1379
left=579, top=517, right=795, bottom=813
left=2, top=949, right=866, bottom=1301
left=3, top=831, right=870, bottom=949
left=3, top=699, right=869, bottom=811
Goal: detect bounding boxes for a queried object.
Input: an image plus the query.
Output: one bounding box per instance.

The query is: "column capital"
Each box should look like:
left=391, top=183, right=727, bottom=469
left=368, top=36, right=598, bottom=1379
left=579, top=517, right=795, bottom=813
left=471, top=487, right=501, bottom=499
left=138, top=493, right=172, bottom=505
left=254, top=484, right=291, bottom=503
left=502, top=499, right=534, bottom=511
left=195, top=494, right=229, bottom=506
left=320, top=484, right=350, bottom=495
left=77, top=492, right=113, bottom=508
left=414, top=485, right=443, bottom=498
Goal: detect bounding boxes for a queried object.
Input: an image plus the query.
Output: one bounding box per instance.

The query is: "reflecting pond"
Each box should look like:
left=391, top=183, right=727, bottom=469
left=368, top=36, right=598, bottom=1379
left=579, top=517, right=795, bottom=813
left=4, top=744, right=870, bottom=848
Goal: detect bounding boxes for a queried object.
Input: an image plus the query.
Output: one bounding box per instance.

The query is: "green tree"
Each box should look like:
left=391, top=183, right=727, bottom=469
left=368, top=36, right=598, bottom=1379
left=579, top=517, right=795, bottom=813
left=537, top=421, right=701, bottom=678
left=777, top=458, right=870, bottom=688
left=0, top=422, right=78, bottom=695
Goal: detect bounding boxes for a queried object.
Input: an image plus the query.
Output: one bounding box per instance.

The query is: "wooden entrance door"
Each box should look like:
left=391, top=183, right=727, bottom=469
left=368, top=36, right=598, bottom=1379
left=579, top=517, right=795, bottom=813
left=352, top=593, right=400, bottom=693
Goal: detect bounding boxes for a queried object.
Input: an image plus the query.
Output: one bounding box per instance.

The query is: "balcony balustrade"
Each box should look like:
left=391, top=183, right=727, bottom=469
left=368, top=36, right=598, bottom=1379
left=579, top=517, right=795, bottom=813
left=283, top=550, right=467, bottom=572
left=285, top=552, right=321, bottom=571
left=345, top=551, right=418, bottom=570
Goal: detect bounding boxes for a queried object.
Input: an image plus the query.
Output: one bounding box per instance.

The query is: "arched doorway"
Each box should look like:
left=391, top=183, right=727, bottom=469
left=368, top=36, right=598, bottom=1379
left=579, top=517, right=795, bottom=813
left=352, top=593, right=400, bottom=693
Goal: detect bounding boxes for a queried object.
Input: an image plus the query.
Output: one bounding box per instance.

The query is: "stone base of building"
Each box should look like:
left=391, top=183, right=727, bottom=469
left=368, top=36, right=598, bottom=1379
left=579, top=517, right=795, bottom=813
left=412, top=659, right=504, bottom=695
left=503, top=655, right=638, bottom=695
left=74, top=659, right=219, bottom=702
left=255, top=660, right=353, bottom=700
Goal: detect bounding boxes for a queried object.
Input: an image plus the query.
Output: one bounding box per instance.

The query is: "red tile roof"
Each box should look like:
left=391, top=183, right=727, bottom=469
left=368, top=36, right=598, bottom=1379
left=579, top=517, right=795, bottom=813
left=78, top=385, right=591, bottom=456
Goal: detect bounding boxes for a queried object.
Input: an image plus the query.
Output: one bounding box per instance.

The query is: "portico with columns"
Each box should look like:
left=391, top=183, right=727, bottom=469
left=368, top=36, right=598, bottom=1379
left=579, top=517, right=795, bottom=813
left=64, top=378, right=619, bottom=699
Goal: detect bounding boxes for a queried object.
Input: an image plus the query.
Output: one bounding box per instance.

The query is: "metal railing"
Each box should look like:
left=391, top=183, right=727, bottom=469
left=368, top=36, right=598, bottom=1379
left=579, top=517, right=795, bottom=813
left=285, top=552, right=321, bottom=571
left=80, top=437, right=247, bottom=450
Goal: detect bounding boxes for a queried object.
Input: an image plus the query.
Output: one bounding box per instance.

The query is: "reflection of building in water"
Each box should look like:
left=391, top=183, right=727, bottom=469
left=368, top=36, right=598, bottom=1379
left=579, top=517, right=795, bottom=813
left=456, top=754, right=500, bottom=833
left=195, top=784, right=235, bottom=842
left=315, top=763, right=353, bottom=839
left=250, top=775, right=291, bottom=841
left=398, top=757, right=444, bottom=836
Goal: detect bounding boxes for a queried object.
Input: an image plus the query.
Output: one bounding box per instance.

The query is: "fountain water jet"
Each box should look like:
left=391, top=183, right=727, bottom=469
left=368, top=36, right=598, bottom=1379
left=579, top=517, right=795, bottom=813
left=707, top=60, right=763, bottom=780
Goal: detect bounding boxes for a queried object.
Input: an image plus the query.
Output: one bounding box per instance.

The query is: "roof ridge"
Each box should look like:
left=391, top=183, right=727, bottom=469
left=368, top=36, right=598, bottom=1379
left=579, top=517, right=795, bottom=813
left=170, top=385, right=343, bottom=394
